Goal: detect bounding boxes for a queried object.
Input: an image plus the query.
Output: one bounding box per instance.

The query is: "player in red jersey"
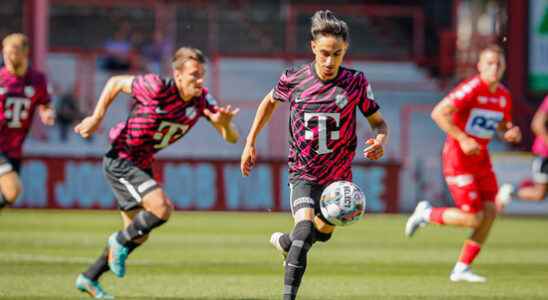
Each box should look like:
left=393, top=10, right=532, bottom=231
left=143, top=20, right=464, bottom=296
left=74, top=47, right=239, bottom=299
left=241, top=10, right=388, bottom=300
left=496, top=95, right=548, bottom=206
left=405, top=45, right=522, bottom=283
left=0, top=33, right=55, bottom=211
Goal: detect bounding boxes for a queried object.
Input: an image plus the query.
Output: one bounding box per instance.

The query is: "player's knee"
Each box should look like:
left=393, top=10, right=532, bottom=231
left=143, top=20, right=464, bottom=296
left=2, top=183, right=22, bottom=204
left=291, top=220, right=315, bottom=245
left=145, top=193, right=173, bottom=220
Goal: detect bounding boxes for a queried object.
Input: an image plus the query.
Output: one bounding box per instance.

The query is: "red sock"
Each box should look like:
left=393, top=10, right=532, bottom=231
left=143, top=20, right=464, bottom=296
left=458, top=240, right=482, bottom=265
left=429, top=207, right=447, bottom=224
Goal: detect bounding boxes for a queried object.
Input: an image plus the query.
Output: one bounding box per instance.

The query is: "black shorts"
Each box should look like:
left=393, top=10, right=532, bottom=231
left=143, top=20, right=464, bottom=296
left=103, top=154, right=160, bottom=211
left=288, top=179, right=326, bottom=216
left=0, top=152, right=21, bottom=176
left=532, top=156, right=548, bottom=184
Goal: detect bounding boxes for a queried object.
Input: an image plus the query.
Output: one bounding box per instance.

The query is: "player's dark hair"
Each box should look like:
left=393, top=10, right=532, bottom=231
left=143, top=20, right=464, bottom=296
left=172, top=47, right=206, bottom=70
left=310, top=10, right=349, bottom=42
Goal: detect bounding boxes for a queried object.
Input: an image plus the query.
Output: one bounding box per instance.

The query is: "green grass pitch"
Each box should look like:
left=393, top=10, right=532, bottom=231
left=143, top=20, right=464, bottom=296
left=1, top=209, right=547, bottom=299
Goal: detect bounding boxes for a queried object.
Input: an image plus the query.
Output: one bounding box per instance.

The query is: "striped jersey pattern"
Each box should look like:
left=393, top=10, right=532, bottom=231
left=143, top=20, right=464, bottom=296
left=109, top=73, right=217, bottom=169
left=273, top=63, right=379, bottom=185
left=0, top=67, right=50, bottom=159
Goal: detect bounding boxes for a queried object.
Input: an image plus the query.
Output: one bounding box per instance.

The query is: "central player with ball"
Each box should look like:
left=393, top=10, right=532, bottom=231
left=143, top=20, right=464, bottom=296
left=240, top=10, right=388, bottom=300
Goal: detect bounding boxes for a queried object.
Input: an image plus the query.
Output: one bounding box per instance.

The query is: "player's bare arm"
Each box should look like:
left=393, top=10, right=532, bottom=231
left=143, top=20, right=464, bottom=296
left=38, top=104, right=55, bottom=126
left=241, top=90, right=279, bottom=176
left=431, top=98, right=480, bottom=155
left=74, top=75, right=134, bottom=138
left=497, top=120, right=521, bottom=143
left=363, top=111, right=388, bottom=160
left=204, top=105, right=240, bottom=144
left=531, top=108, right=548, bottom=144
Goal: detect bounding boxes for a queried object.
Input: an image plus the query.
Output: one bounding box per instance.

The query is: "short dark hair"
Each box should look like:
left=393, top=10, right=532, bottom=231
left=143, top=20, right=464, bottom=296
left=310, top=10, right=349, bottom=42
left=172, top=47, right=206, bottom=70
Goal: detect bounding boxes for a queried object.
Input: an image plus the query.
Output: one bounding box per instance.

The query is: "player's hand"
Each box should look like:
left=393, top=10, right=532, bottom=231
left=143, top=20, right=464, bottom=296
left=74, top=115, right=102, bottom=139
left=241, top=143, right=257, bottom=176
left=363, top=138, right=384, bottom=160
left=38, top=106, right=55, bottom=126
left=458, top=136, right=481, bottom=155
left=204, top=105, right=240, bottom=127
left=503, top=126, right=522, bottom=143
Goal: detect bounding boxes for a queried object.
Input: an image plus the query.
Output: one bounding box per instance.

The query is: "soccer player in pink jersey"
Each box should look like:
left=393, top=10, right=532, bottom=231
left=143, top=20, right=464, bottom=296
left=405, top=45, right=522, bottom=283
left=74, top=47, right=239, bottom=299
left=0, top=33, right=55, bottom=211
left=497, top=95, right=548, bottom=205
left=241, top=11, right=388, bottom=300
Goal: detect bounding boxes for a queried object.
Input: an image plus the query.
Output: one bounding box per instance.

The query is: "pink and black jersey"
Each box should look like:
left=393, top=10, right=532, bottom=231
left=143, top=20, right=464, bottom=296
left=0, top=67, right=50, bottom=159
left=273, top=63, right=379, bottom=185
left=109, top=73, right=217, bottom=169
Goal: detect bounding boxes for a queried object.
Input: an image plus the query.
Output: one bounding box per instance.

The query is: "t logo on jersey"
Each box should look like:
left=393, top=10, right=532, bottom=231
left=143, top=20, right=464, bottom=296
left=153, top=121, right=189, bottom=149
left=465, top=108, right=503, bottom=139
left=304, top=112, right=340, bottom=154
left=4, top=97, right=31, bottom=128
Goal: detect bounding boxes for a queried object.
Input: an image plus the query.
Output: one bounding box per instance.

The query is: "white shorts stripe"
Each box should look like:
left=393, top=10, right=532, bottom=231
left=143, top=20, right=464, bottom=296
left=119, top=178, right=142, bottom=202
left=289, top=183, right=294, bottom=216
left=137, top=179, right=157, bottom=193
left=445, top=174, right=474, bottom=187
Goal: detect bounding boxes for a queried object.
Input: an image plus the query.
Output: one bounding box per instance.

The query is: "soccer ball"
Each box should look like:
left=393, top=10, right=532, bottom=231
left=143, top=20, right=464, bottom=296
left=320, top=181, right=366, bottom=226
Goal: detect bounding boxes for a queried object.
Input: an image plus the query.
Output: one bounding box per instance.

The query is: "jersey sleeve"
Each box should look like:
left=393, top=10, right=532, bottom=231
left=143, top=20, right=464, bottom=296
left=272, top=68, right=297, bottom=103
left=131, top=73, right=167, bottom=105
left=445, top=78, right=479, bottom=110
left=200, top=88, right=219, bottom=120
left=357, top=73, right=380, bottom=117
left=35, top=73, right=51, bottom=106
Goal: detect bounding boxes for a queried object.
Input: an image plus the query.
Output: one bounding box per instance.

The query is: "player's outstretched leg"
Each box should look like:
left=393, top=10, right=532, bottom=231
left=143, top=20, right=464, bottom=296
left=450, top=202, right=496, bottom=283
left=75, top=273, right=115, bottom=299
left=108, top=189, right=172, bottom=277
left=449, top=239, right=486, bottom=283
left=284, top=220, right=315, bottom=300
left=405, top=201, right=432, bottom=237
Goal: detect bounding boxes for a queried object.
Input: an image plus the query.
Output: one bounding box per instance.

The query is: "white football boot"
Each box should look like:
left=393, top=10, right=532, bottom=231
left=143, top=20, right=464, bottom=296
left=450, top=263, right=487, bottom=283
left=270, top=232, right=288, bottom=265
left=405, top=201, right=431, bottom=237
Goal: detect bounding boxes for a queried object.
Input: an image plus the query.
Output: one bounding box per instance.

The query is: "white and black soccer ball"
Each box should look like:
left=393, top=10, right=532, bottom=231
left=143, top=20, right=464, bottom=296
left=320, top=181, right=366, bottom=226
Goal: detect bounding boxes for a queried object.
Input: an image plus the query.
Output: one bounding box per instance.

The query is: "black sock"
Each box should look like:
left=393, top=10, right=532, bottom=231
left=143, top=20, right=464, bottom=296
left=313, top=229, right=332, bottom=243
left=116, top=211, right=166, bottom=246
left=279, top=233, right=292, bottom=252
left=83, top=247, right=109, bottom=281
left=284, top=220, right=315, bottom=300
left=280, top=226, right=332, bottom=252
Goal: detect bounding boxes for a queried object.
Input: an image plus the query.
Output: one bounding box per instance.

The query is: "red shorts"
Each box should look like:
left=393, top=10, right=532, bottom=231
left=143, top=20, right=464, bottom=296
left=442, top=141, right=498, bottom=213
